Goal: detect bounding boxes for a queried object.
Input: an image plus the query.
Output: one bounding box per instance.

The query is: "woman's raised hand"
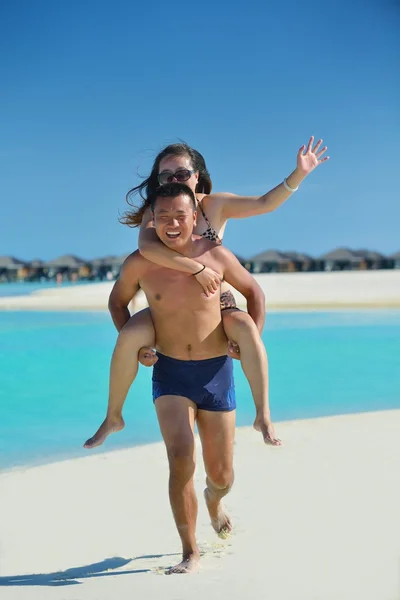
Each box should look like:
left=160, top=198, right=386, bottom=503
left=297, top=136, right=329, bottom=175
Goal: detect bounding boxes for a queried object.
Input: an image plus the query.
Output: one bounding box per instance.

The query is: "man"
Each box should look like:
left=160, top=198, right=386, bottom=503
left=85, top=183, right=281, bottom=574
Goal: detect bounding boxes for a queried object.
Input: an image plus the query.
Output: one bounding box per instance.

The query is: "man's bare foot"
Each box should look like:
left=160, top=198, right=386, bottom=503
left=83, top=416, right=125, bottom=449
left=166, top=552, right=200, bottom=575
left=204, top=488, right=232, bottom=539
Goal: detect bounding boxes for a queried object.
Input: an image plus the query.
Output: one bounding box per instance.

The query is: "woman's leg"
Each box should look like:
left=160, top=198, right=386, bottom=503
left=84, top=308, right=156, bottom=449
left=221, top=310, right=280, bottom=445
left=222, top=309, right=269, bottom=414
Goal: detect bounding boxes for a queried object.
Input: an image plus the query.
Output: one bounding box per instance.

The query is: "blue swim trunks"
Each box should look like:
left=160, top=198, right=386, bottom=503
left=152, top=353, right=236, bottom=412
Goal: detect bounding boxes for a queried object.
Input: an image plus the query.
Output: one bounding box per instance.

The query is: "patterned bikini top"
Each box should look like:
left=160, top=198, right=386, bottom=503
left=197, top=199, right=222, bottom=245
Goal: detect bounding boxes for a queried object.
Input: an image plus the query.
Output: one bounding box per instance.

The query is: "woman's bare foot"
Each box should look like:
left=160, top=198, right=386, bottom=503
left=253, top=414, right=283, bottom=446
left=204, top=488, right=232, bottom=539
left=83, top=416, right=125, bottom=449
left=166, top=552, right=200, bottom=575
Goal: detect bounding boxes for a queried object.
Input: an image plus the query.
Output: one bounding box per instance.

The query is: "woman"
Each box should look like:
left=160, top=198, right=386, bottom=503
left=84, top=137, right=328, bottom=449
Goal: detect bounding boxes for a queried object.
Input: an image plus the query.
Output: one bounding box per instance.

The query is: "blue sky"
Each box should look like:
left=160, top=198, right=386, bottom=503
left=1, top=0, right=399, bottom=261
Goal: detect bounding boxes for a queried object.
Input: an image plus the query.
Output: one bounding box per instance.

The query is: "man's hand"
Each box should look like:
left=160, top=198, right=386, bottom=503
left=138, top=346, right=158, bottom=367
left=227, top=340, right=241, bottom=360
left=253, top=413, right=282, bottom=446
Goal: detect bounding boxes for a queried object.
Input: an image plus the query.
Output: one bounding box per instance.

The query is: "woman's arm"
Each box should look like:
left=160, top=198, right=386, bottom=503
left=220, top=137, right=329, bottom=220
left=138, top=207, right=221, bottom=295
left=108, top=253, right=142, bottom=331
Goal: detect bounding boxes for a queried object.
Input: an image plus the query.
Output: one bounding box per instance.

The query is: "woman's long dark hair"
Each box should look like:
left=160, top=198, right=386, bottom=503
left=120, top=143, right=212, bottom=227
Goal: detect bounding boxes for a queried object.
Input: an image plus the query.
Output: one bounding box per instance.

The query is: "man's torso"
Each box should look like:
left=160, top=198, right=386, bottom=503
left=138, top=239, right=228, bottom=360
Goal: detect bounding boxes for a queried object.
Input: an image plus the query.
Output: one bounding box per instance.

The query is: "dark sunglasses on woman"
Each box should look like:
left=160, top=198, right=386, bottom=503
left=157, top=169, right=195, bottom=185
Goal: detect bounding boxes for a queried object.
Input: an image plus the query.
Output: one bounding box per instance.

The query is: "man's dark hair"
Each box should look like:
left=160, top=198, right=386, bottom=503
left=149, top=183, right=197, bottom=213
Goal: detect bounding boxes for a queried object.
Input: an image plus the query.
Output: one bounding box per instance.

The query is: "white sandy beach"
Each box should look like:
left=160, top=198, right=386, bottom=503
left=0, top=411, right=399, bottom=600
left=1, top=270, right=400, bottom=311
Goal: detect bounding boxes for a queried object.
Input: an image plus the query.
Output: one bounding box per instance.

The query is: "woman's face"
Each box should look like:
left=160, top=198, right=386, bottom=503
left=158, top=154, right=199, bottom=194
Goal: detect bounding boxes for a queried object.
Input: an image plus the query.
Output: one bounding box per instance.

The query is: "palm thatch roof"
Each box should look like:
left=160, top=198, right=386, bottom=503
left=90, top=255, right=118, bottom=267
left=30, top=259, right=45, bottom=267
left=251, top=250, right=292, bottom=264
left=0, top=256, right=27, bottom=269
left=390, top=250, right=400, bottom=259
left=353, top=249, right=386, bottom=260
left=92, top=253, right=130, bottom=268
left=284, top=251, right=315, bottom=262
left=319, top=248, right=362, bottom=262
left=45, top=255, right=86, bottom=268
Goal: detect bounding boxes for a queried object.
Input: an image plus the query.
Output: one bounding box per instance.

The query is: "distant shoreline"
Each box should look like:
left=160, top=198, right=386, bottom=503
left=1, top=270, right=400, bottom=312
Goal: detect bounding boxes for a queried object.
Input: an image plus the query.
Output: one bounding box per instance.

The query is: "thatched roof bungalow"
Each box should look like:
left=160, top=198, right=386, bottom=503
left=320, top=248, right=393, bottom=271
left=89, top=255, right=127, bottom=279
left=319, top=248, right=363, bottom=271
left=90, top=255, right=118, bottom=268
left=25, top=259, right=46, bottom=281
left=44, top=255, right=89, bottom=280
left=0, top=256, right=28, bottom=281
left=45, top=254, right=86, bottom=269
left=390, top=251, right=400, bottom=269
left=284, top=251, right=319, bottom=272
left=250, top=250, right=295, bottom=273
left=30, top=259, right=45, bottom=268
left=352, top=249, right=388, bottom=270
left=0, top=256, right=27, bottom=270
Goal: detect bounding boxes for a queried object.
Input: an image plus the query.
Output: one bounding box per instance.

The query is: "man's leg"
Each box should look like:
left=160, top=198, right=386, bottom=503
left=196, top=409, right=236, bottom=537
left=84, top=309, right=155, bottom=449
left=155, top=395, right=200, bottom=574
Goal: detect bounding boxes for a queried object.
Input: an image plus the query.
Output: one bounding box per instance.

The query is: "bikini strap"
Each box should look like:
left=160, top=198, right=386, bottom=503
left=197, top=199, right=212, bottom=228
left=197, top=199, right=222, bottom=244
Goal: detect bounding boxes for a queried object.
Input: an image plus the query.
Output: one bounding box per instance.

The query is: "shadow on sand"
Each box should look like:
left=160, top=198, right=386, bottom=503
left=0, top=554, right=179, bottom=587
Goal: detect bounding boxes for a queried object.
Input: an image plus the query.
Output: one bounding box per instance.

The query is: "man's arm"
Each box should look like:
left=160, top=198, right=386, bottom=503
left=138, top=208, right=221, bottom=296
left=108, top=252, right=143, bottom=332
left=216, top=248, right=265, bottom=333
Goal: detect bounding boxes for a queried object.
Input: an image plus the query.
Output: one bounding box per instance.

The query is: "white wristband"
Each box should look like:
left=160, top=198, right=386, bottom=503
left=283, top=178, right=299, bottom=193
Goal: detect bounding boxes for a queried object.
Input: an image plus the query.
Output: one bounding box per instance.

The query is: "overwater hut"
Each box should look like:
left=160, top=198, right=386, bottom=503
left=90, top=255, right=120, bottom=280
left=353, top=249, right=388, bottom=270
left=27, top=259, right=46, bottom=281
left=319, top=248, right=363, bottom=271
left=250, top=250, right=295, bottom=273
left=44, top=255, right=87, bottom=281
left=390, top=251, right=400, bottom=269
left=284, top=251, right=318, bottom=272
left=0, top=256, right=28, bottom=281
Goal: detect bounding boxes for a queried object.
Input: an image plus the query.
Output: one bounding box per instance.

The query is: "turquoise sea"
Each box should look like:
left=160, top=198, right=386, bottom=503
left=1, top=310, right=399, bottom=471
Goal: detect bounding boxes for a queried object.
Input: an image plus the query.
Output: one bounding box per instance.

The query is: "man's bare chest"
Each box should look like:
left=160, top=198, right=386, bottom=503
left=139, top=268, right=213, bottom=311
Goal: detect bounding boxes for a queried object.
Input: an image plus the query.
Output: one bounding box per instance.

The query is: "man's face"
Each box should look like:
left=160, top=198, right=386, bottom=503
left=153, top=194, right=197, bottom=249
